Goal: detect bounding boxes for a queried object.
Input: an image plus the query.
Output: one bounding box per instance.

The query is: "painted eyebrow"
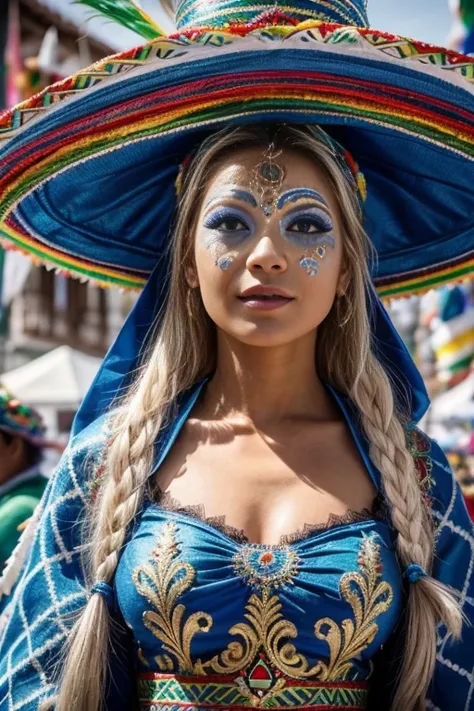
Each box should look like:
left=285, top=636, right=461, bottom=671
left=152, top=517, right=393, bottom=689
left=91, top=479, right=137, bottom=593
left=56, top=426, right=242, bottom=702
left=277, top=189, right=330, bottom=211
left=204, top=189, right=258, bottom=210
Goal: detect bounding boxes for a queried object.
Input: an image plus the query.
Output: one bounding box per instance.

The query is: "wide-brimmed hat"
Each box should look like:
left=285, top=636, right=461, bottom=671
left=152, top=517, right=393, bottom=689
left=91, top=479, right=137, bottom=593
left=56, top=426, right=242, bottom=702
left=0, top=385, right=60, bottom=450
left=0, top=0, right=473, bottom=299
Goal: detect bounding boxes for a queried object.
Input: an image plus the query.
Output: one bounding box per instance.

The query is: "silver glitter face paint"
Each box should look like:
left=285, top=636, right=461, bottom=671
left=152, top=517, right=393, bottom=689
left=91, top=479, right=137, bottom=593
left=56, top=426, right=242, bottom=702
left=299, top=237, right=336, bottom=276
left=300, top=255, right=320, bottom=277
left=204, top=189, right=257, bottom=211
left=201, top=180, right=337, bottom=276
left=202, top=204, right=254, bottom=270
left=216, top=254, right=236, bottom=271
left=278, top=196, right=335, bottom=277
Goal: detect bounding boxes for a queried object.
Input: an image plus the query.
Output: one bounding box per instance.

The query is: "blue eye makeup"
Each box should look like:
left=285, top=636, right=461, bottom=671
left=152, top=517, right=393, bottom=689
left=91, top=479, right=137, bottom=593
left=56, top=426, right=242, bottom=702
left=202, top=206, right=254, bottom=268
left=203, top=207, right=253, bottom=236
left=280, top=207, right=333, bottom=246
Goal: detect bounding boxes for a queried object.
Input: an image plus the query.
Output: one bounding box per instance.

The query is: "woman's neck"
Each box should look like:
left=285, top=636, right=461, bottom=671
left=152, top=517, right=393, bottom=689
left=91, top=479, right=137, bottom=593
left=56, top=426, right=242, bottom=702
left=203, top=330, right=337, bottom=423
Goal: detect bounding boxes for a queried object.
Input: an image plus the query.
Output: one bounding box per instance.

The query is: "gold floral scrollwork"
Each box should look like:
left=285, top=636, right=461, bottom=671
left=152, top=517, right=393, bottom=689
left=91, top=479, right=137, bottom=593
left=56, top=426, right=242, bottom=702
left=133, top=521, right=213, bottom=673
left=133, top=522, right=394, bottom=689
left=313, top=536, right=393, bottom=681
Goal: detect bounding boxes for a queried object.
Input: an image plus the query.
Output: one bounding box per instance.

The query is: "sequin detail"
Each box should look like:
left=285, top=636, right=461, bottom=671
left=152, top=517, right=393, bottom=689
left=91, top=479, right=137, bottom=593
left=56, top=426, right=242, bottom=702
left=232, top=545, right=300, bottom=590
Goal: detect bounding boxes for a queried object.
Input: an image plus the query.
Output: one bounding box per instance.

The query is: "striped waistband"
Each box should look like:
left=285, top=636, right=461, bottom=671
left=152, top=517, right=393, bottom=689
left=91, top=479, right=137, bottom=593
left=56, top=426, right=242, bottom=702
left=137, top=672, right=369, bottom=709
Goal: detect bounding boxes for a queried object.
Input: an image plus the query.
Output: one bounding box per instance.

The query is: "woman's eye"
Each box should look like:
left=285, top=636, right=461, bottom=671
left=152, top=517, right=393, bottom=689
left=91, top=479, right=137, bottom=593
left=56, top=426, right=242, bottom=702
left=203, top=213, right=250, bottom=232
left=286, top=216, right=331, bottom=234
left=287, top=219, right=320, bottom=234
left=218, top=218, right=248, bottom=232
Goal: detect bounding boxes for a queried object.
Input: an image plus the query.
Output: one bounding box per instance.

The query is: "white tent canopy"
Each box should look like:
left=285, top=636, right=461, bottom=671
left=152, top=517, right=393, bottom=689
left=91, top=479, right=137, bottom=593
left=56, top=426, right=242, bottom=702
left=1, top=346, right=102, bottom=407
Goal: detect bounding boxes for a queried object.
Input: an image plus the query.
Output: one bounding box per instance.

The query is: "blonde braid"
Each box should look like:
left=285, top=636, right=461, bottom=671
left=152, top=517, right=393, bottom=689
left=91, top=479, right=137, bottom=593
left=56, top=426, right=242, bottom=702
left=351, top=357, right=462, bottom=710
left=52, top=387, right=164, bottom=710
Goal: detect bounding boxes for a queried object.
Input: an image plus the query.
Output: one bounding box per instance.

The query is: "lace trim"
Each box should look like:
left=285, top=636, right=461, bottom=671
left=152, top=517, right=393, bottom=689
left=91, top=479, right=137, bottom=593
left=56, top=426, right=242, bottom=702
left=152, top=486, right=386, bottom=546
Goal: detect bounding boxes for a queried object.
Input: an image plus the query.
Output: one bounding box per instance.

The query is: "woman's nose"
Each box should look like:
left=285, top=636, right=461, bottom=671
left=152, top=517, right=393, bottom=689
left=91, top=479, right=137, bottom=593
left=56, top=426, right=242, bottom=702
left=246, top=236, right=287, bottom=274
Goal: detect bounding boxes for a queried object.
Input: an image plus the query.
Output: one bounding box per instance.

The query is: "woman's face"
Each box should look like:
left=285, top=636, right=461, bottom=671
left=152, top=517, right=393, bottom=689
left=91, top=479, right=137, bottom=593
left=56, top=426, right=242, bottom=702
left=191, top=146, right=345, bottom=347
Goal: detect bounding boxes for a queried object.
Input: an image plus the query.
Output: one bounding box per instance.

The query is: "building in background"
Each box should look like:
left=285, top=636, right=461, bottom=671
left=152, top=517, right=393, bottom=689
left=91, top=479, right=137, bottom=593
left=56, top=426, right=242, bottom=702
left=0, top=1, right=139, bottom=444
left=7, top=266, right=137, bottom=366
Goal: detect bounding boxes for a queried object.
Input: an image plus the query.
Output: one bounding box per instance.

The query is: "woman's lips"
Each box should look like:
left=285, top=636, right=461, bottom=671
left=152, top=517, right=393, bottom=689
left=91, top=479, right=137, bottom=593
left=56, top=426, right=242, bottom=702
left=238, top=294, right=294, bottom=310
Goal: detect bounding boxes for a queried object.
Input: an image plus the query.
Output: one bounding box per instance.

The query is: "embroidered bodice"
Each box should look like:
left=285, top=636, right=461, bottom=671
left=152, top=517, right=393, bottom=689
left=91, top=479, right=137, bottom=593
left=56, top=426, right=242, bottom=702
left=115, top=493, right=403, bottom=709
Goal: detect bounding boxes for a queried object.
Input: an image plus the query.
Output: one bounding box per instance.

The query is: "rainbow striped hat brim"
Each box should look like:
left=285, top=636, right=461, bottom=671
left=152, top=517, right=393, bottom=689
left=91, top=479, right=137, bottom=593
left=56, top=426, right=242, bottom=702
left=0, top=20, right=473, bottom=299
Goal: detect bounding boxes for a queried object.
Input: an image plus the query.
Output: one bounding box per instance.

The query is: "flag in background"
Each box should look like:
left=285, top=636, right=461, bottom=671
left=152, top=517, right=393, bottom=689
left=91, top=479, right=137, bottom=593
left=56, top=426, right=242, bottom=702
left=461, top=0, right=474, bottom=51
left=5, top=0, right=21, bottom=108
left=449, top=0, right=474, bottom=52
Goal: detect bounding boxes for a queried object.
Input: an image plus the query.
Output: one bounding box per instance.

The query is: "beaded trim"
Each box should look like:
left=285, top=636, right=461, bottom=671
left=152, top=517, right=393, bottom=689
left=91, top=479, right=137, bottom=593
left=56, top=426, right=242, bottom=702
left=176, top=0, right=369, bottom=31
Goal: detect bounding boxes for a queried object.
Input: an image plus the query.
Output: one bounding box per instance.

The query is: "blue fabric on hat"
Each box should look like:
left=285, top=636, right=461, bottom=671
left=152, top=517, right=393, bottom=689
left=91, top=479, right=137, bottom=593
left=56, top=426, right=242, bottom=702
left=176, top=0, right=369, bottom=29
left=7, top=48, right=474, bottom=289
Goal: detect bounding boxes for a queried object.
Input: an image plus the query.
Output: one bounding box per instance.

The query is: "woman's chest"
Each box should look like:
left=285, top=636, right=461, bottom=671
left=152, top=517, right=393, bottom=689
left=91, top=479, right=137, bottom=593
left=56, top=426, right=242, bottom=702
left=153, top=421, right=377, bottom=547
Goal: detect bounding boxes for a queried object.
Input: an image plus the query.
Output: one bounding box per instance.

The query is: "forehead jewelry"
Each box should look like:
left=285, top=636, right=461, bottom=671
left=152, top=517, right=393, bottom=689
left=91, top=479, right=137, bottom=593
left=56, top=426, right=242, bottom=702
left=248, top=142, right=286, bottom=217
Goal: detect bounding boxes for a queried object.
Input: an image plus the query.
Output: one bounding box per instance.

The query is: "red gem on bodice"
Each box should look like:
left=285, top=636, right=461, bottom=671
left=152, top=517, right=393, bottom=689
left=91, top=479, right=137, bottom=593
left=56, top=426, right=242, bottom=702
left=248, top=658, right=274, bottom=690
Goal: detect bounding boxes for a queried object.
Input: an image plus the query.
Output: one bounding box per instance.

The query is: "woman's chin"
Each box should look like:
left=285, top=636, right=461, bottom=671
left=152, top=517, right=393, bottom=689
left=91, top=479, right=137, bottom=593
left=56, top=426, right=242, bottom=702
left=222, top=321, right=313, bottom=348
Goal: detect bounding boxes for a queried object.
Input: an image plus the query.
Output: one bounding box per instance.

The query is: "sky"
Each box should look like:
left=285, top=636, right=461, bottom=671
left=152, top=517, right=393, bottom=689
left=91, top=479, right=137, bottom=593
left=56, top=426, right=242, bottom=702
left=368, top=0, right=451, bottom=45
left=46, top=1, right=453, bottom=52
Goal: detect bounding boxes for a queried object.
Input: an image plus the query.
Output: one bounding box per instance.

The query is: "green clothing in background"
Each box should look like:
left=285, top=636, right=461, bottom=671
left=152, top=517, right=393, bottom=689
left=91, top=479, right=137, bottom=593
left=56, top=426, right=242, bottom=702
left=0, top=473, right=47, bottom=567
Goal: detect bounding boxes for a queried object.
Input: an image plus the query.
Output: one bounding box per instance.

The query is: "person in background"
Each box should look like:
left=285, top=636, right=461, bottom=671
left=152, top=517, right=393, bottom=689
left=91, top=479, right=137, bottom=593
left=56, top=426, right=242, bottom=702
left=0, top=386, right=59, bottom=568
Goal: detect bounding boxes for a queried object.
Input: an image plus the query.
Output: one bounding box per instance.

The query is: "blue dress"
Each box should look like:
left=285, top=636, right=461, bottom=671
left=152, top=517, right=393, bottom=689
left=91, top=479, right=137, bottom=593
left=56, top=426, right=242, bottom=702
left=116, top=493, right=401, bottom=709
left=0, top=383, right=473, bottom=710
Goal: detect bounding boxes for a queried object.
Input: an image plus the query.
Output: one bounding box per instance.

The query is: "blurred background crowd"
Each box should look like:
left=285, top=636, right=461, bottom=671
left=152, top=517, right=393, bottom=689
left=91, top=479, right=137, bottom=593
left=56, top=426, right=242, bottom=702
left=0, top=0, right=473, bottom=563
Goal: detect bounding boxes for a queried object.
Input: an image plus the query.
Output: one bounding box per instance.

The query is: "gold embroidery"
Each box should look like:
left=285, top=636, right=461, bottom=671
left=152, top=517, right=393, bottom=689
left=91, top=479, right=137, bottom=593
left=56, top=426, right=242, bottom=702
left=313, top=536, right=393, bottom=681
left=133, top=522, right=212, bottom=673
left=133, top=522, right=393, bottom=689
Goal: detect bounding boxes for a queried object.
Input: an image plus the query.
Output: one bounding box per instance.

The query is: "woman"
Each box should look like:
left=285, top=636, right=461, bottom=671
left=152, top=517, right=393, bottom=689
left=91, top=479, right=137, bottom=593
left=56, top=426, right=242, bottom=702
left=0, top=2, right=473, bottom=711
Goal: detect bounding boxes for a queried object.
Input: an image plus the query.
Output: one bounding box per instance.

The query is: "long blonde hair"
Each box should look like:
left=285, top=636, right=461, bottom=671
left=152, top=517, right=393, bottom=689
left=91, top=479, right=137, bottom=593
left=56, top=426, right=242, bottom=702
left=51, top=123, right=462, bottom=711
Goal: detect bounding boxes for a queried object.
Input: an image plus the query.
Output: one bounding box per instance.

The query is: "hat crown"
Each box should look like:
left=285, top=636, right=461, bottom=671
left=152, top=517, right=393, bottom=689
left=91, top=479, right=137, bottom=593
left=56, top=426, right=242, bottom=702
left=175, top=0, right=369, bottom=30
